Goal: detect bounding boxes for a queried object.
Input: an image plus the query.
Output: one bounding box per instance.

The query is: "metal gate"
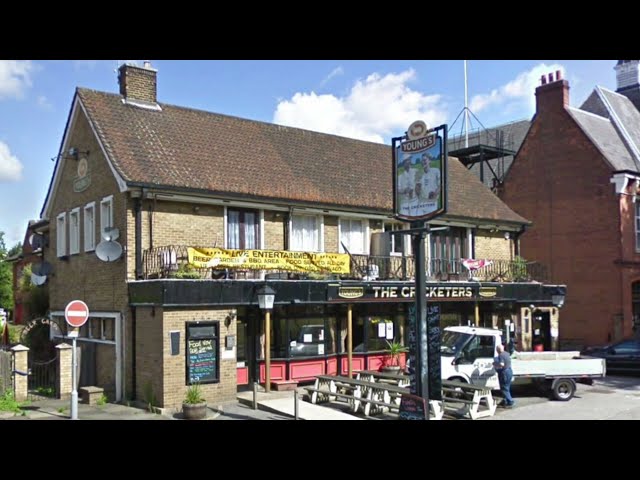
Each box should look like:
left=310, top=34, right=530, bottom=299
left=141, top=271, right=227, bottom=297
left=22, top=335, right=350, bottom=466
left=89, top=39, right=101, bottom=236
left=27, top=357, right=57, bottom=401
left=0, top=349, right=13, bottom=396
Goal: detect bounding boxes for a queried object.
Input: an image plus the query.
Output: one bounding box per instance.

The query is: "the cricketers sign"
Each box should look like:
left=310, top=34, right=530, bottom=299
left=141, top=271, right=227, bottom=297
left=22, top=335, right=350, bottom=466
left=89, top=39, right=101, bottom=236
left=393, top=121, right=447, bottom=222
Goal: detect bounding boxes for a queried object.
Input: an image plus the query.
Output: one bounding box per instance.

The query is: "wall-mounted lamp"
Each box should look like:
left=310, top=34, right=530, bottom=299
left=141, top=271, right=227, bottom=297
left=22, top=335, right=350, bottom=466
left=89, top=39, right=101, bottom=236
left=551, top=294, right=565, bottom=308
left=504, top=231, right=510, bottom=240
left=67, top=147, right=90, bottom=160
left=225, top=312, right=236, bottom=327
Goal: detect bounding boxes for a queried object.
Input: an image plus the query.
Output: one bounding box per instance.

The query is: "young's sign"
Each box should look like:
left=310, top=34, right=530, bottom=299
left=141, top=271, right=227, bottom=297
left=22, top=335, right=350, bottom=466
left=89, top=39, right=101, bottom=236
left=393, top=122, right=447, bottom=222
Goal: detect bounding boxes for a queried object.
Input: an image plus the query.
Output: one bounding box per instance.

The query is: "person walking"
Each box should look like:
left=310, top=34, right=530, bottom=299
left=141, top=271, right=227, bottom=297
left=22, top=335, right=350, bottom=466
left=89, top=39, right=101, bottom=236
left=493, top=344, right=515, bottom=408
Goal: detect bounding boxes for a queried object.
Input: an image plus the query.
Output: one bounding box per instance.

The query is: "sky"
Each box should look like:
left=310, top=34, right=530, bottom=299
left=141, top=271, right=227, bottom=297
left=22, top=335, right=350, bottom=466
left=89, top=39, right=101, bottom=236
left=0, top=59, right=619, bottom=248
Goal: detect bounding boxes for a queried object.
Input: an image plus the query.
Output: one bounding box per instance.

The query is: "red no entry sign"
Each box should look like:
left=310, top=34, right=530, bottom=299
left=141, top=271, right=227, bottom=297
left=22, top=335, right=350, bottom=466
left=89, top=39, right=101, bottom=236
left=64, top=300, right=90, bottom=328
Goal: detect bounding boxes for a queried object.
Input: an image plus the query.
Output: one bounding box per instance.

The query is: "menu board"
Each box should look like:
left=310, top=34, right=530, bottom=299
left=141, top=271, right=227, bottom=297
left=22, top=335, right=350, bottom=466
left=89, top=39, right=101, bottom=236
left=399, top=393, right=427, bottom=420
left=188, top=338, right=217, bottom=384
left=427, top=304, right=442, bottom=401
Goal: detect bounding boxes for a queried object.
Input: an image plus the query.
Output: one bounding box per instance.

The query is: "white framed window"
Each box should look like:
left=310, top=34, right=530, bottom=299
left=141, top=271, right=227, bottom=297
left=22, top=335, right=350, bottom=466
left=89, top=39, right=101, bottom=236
left=339, top=218, right=368, bottom=255
left=636, top=201, right=640, bottom=252
left=56, top=212, right=67, bottom=257
left=100, top=195, right=113, bottom=241
left=290, top=214, right=323, bottom=252
left=384, top=222, right=412, bottom=256
left=69, top=207, right=80, bottom=255
left=84, top=202, right=96, bottom=252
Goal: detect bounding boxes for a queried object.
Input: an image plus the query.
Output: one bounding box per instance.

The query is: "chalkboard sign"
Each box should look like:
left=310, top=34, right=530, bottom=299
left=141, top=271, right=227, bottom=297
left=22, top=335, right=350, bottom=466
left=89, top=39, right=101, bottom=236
left=399, top=392, right=427, bottom=420
left=186, top=322, right=219, bottom=385
left=427, top=305, right=442, bottom=401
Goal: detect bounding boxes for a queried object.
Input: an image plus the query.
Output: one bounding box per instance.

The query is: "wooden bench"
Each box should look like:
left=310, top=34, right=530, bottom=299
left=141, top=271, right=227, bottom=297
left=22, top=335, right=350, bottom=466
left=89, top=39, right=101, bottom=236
left=307, top=375, right=443, bottom=419
left=79, top=386, right=105, bottom=405
left=441, top=380, right=496, bottom=420
left=356, top=370, right=411, bottom=388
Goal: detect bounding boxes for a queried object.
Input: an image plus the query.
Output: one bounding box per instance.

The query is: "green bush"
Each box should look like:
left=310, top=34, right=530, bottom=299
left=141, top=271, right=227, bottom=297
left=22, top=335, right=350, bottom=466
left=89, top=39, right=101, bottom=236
left=173, top=264, right=202, bottom=279
left=184, top=383, right=205, bottom=404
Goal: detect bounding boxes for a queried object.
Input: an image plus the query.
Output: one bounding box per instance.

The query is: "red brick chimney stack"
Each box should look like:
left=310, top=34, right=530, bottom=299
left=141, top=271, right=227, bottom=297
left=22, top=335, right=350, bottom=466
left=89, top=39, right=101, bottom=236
left=535, top=70, right=569, bottom=113
left=118, top=61, right=157, bottom=104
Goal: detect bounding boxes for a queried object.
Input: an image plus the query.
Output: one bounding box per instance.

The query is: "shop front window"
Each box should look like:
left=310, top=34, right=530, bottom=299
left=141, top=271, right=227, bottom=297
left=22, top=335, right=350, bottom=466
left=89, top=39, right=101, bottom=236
left=289, top=317, right=325, bottom=357
left=366, top=316, right=396, bottom=352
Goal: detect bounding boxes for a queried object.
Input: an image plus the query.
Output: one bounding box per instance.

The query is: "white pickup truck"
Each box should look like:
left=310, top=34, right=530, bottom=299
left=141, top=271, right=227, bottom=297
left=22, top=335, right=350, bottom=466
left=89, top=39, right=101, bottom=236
left=440, top=326, right=606, bottom=401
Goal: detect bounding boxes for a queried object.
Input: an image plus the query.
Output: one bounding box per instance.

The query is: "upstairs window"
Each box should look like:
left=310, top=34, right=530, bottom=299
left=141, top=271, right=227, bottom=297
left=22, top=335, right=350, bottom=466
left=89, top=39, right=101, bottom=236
left=84, top=202, right=96, bottom=252
left=384, top=222, right=412, bottom=256
left=100, top=195, right=113, bottom=240
left=69, top=208, right=80, bottom=255
left=227, top=208, right=259, bottom=249
left=339, top=219, right=368, bottom=255
left=291, top=214, right=322, bottom=252
left=636, top=202, right=640, bottom=251
left=56, top=212, right=67, bottom=257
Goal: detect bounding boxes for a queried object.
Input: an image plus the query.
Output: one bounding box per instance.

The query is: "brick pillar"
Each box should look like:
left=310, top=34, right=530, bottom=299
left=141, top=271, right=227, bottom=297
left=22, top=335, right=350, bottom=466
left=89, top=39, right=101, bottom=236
left=56, top=343, right=73, bottom=400
left=11, top=344, right=29, bottom=402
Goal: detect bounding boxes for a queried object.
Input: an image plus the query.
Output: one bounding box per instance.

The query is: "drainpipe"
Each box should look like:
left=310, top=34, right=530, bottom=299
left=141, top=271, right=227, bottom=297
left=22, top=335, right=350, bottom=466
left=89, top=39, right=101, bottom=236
left=131, top=307, right=137, bottom=401
left=513, top=225, right=527, bottom=258
left=134, top=197, right=143, bottom=279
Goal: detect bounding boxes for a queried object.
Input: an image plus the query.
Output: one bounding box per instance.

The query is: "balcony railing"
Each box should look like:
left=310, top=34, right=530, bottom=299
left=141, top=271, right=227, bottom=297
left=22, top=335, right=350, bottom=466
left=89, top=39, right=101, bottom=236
left=142, top=245, right=548, bottom=283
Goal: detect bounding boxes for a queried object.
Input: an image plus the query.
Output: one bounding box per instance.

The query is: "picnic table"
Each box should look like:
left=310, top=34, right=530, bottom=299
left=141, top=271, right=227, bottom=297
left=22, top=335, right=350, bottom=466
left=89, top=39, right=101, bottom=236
left=441, top=379, right=496, bottom=420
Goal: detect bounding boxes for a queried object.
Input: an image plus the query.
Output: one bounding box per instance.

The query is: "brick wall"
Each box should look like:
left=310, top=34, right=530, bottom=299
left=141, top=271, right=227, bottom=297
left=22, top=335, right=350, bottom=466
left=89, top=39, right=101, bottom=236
left=135, top=307, right=163, bottom=406
left=475, top=231, right=513, bottom=261
left=264, top=211, right=285, bottom=250
left=96, top=344, right=116, bottom=399
left=162, top=308, right=237, bottom=409
left=501, top=82, right=622, bottom=346
left=46, top=109, right=129, bottom=313
left=324, top=216, right=339, bottom=251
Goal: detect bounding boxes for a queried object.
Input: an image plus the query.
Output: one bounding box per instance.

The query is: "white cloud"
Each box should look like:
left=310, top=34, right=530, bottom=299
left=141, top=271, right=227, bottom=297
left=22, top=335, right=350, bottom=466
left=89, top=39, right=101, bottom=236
left=37, top=95, right=53, bottom=110
left=320, top=66, right=344, bottom=87
left=0, top=141, right=23, bottom=182
left=274, top=69, right=447, bottom=144
left=0, top=60, right=36, bottom=100
left=73, top=60, right=99, bottom=70
left=470, top=63, right=565, bottom=114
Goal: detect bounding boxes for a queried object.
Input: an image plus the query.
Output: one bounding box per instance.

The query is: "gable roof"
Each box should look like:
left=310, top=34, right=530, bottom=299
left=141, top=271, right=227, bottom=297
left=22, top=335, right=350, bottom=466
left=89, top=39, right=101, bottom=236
left=576, top=86, right=640, bottom=172
left=72, top=87, right=528, bottom=226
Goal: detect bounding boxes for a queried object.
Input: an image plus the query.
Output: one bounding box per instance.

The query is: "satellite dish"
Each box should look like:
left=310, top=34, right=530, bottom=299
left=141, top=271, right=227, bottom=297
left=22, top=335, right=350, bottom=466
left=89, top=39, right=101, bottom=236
left=102, top=227, right=120, bottom=242
left=32, top=261, right=52, bottom=276
left=95, top=240, right=123, bottom=262
left=29, top=233, right=45, bottom=250
left=31, top=273, right=47, bottom=286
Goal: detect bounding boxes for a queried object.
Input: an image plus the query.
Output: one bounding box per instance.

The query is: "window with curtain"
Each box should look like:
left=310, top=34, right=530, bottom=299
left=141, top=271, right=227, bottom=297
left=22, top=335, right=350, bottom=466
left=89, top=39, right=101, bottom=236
left=227, top=208, right=259, bottom=249
left=384, top=222, right=411, bottom=255
left=291, top=214, right=320, bottom=251
left=340, top=218, right=366, bottom=254
left=429, top=226, right=467, bottom=274
left=636, top=202, right=640, bottom=251
left=56, top=212, right=66, bottom=257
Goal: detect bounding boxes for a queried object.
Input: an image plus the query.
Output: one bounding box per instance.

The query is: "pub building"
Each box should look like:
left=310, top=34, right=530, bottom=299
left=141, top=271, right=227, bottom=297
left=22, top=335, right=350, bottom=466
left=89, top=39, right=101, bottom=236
left=33, top=62, right=566, bottom=410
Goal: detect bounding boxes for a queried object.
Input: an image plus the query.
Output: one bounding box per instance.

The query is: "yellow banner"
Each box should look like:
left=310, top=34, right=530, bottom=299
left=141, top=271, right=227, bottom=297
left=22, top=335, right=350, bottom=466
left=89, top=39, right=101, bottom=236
left=187, top=247, right=351, bottom=274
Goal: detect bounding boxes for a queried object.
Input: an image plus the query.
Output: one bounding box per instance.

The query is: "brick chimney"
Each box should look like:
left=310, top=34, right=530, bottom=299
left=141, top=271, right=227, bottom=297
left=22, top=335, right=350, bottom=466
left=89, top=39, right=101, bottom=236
left=535, top=70, right=569, bottom=113
left=615, top=60, right=640, bottom=112
left=118, top=61, right=157, bottom=104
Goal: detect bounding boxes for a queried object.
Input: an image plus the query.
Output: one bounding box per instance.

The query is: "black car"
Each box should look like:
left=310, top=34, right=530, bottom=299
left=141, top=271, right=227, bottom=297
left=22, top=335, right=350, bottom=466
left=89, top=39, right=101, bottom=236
left=581, top=337, right=640, bottom=374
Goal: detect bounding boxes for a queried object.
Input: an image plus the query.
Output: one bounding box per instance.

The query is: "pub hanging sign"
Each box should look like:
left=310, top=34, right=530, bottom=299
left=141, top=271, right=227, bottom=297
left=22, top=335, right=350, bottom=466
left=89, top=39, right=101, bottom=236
left=393, top=121, right=447, bottom=222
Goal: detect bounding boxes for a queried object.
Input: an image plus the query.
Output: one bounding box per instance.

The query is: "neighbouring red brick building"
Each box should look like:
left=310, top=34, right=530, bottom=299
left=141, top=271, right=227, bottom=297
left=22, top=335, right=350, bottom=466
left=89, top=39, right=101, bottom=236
left=502, top=62, right=640, bottom=349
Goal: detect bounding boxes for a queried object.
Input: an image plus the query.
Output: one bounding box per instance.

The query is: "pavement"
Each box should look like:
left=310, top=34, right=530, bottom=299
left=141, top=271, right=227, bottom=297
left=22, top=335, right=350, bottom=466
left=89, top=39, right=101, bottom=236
left=3, top=375, right=640, bottom=420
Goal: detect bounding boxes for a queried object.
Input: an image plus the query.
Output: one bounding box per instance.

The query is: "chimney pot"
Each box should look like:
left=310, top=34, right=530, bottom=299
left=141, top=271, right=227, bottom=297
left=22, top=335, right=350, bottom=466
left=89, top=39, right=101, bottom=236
left=556, top=70, right=562, bottom=80
left=548, top=73, right=554, bottom=83
left=144, top=61, right=152, bottom=69
left=541, top=75, right=547, bottom=85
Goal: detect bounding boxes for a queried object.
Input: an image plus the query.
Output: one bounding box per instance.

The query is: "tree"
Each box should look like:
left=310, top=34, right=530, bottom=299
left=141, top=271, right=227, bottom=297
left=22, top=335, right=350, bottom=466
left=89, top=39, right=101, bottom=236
left=0, top=231, right=14, bottom=310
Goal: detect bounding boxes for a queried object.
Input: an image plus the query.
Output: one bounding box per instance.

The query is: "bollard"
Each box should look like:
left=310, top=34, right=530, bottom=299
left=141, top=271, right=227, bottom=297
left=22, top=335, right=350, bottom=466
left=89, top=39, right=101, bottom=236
left=253, top=382, right=258, bottom=410
left=294, top=388, right=299, bottom=420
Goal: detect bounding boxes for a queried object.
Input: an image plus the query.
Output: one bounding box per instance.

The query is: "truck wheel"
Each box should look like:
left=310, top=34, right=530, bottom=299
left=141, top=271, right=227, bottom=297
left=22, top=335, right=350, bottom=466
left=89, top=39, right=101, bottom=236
left=446, top=377, right=467, bottom=399
left=551, top=378, right=576, bottom=401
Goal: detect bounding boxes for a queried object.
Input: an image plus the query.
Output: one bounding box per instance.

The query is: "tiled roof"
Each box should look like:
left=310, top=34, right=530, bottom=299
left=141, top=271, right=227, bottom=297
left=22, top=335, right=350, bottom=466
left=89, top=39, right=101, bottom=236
left=78, top=88, right=529, bottom=225
left=577, top=86, right=640, bottom=172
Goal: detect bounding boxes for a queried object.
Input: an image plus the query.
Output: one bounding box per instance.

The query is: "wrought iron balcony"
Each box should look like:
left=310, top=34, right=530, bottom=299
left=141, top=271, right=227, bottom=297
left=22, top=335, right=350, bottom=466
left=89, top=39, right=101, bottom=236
left=142, top=245, right=548, bottom=283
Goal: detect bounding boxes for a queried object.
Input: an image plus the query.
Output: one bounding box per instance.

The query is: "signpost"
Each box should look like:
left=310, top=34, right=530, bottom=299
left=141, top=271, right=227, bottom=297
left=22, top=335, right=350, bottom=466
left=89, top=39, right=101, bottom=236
left=64, top=300, right=89, bottom=420
left=393, top=121, right=447, bottom=420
